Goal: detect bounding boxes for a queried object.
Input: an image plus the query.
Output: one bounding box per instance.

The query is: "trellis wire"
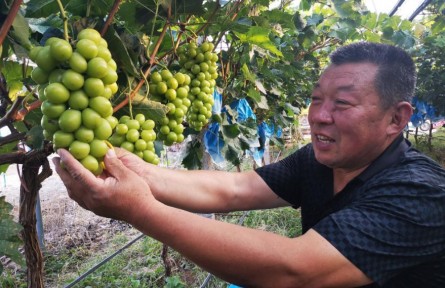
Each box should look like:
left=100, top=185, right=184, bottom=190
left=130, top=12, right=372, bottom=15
left=62, top=211, right=249, bottom=288
left=64, top=233, right=145, bottom=288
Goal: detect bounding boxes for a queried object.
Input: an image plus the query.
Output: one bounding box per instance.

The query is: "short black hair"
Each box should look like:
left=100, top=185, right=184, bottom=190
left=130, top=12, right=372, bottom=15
left=330, top=42, right=417, bottom=109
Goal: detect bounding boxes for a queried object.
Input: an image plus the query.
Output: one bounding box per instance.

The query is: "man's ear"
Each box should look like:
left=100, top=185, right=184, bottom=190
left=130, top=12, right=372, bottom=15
left=386, top=101, right=413, bottom=136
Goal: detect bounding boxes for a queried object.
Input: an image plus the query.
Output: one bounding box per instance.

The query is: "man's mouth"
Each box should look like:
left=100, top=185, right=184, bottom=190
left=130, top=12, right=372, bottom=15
left=316, top=134, right=335, bottom=143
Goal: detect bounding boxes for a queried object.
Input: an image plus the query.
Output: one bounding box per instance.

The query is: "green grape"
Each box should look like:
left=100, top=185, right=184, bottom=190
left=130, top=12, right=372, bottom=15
left=33, top=30, right=119, bottom=175
left=177, top=41, right=219, bottom=131
left=110, top=114, right=160, bottom=164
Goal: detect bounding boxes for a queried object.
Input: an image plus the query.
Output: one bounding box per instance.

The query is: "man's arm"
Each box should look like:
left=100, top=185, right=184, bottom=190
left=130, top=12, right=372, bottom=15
left=141, top=208, right=373, bottom=288
left=53, top=149, right=373, bottom=287
left=115, top=147, right=289, bottom=212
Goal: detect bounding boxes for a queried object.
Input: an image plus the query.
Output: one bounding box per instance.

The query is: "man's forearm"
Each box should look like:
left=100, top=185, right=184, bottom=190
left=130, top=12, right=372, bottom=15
left=145, top=166, right=240, bottom=213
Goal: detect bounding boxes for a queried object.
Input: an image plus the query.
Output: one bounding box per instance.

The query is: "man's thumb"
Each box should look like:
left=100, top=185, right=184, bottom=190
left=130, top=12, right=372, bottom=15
left=103, top=148, right=129, bottom=179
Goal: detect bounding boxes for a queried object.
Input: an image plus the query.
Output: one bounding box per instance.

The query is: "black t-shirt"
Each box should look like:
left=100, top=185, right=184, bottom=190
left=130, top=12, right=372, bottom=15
left=255, top=136, right=445, bottom=287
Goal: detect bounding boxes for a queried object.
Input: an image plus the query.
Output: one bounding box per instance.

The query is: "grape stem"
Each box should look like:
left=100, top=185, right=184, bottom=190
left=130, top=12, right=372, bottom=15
left=86, top=0, right=91, bottom=17
left=55, top=0, right=69, bottom=41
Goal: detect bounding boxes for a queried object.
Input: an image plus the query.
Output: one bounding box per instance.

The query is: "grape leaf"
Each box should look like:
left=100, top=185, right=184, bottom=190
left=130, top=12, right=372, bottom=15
left=1, top=61, right=29, bottom=102
left=221, top=123, right=241, bottom=139
left=261, top=9, right=297, bottom=31
left=234, top=26, right=283, bottom=57
left=432, top=16, right=445, bottom=35
left=10, top=10, right=32, bottom=50
left=117, top=0, right=205, bottom=34
left=26, top=126, right=45, bottom=150
left=104, top=27, right=140, bottom=77
left=182, top=138, right=202, bottom=170
left=224, top=143, right=242, bottom=167
left=241, top=63, right=255, bottom=82
left=247, top=87, right=261, bottom=103
left=122, top=93, right=168, bottom=122
left=26, top=0, right=114, bottom=18
left=28, top=15, right=63, bottom=35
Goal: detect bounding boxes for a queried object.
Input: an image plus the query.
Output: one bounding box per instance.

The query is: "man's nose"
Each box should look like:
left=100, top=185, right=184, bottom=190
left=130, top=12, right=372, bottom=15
left=309, top=104, right=333, bottom=124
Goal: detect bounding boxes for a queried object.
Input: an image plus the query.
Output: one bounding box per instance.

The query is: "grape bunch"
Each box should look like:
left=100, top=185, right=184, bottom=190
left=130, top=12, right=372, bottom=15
left=108, top=114, right=160, bottom=165
left=31, top=28, right=118, bottom=175
left=149, top=69, right=191, bottom=146
left=177, top=41, right=218, bottom=131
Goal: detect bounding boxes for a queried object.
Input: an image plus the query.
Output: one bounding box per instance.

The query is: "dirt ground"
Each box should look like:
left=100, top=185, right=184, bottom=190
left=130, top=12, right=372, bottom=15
left=0, top=154, right=135, bottom=257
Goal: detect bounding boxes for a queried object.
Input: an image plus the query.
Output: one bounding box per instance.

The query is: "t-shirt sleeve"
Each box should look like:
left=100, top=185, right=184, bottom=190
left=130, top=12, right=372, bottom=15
left=313, top=181, right=445, bottom=285
left=255, top=145, right=313, bottom=206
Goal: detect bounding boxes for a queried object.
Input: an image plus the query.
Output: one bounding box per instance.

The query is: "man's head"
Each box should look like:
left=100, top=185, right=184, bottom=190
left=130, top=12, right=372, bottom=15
left=329, top=41, right=417, bottom=110
left=308, top=42, right=415, bottom=173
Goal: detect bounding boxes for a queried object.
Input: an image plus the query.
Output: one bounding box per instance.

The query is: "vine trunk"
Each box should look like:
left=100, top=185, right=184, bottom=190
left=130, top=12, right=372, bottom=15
left=18, top=151, right=52, bottom=287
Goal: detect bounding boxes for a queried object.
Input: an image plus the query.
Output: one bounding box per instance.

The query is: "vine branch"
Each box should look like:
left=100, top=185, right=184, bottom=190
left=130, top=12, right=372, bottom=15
left=15, top=100, right=42, bottom=121
left=0, top=131, right=26, bottom=147
left=0, top=144, right=53, bottom=166
left=0, top=0, right=23, bottom=47
left=0, top=96, right=24, bottom=127
left=113, top=18, right=170, bottom=112
left=101, top=0, right=122, bottom=37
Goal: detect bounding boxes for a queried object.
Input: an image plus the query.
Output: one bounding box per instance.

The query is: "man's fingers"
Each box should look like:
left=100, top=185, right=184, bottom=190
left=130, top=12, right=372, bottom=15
left=54, top=149, right=100, bottom=190
left=103, top=148, right=134, bottom=180
left=114, top=147, right=145, bottom=166
left=52, top=154, right=70, bottom=181
left=114, top=147, right=131, bottom=158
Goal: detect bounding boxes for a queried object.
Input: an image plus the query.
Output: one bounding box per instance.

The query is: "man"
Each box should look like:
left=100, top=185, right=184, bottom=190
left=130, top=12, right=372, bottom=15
left=54, top=42, right=445, bottom=287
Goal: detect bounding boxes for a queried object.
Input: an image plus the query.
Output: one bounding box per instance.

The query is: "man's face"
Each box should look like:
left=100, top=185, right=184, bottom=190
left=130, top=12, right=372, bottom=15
left=308, top=62, right=395, bottom=172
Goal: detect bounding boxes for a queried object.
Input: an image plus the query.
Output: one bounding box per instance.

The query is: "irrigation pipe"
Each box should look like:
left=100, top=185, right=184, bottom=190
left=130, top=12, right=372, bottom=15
left=64, top=232, right=145, bottom=288
left=199, top=210, right=250, bottom=288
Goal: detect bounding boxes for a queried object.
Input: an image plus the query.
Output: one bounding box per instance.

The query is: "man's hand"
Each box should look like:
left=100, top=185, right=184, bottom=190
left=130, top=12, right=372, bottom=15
left=52, top=148, right=153, bottom=223
left=112, top=147, right=154, bottom=178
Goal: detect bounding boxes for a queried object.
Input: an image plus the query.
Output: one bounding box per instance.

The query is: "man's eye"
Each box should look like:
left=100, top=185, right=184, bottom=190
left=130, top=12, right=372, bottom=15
left=311, top=96, right=321, bottom=103
left=335, top=100, right=349, bottom=106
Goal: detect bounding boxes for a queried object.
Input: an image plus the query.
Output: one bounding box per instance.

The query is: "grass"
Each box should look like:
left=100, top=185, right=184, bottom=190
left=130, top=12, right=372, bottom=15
left=2, top=207, right=299, bottom=288
left=0, top=208, right=302, bottom=288
left=34, top=231, right=168, bottom=287
left=405, top=126, right=445, bottom=166
left=54, top=207, right=302, bottom=288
